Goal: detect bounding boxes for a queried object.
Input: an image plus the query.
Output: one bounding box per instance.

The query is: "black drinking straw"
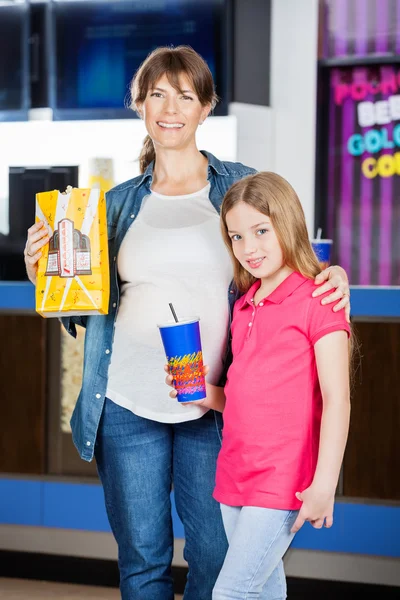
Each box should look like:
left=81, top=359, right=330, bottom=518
left=169, top=302, right=179, bottom=323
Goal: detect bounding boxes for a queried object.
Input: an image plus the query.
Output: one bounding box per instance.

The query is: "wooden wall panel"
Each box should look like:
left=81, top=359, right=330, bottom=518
left=46, top=321, right=97, bottom=478
left=0, top=314, right=47, bottom=474
left=343, top=322, right=400, bottom=501
left=2, top=315, right=398, bottom=495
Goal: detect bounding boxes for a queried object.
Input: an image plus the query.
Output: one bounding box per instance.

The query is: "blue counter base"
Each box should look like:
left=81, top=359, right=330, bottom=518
left=0, top=478, right=398, bottom=557
left=1, top=282, right=400, bottom=317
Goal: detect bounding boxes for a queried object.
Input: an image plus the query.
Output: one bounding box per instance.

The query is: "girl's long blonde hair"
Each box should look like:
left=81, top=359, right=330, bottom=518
left=221, top=171, right=358, bottom=381
left=220, top=172, right=322, bottom=293
left=129, top=45, right=219, bottom=173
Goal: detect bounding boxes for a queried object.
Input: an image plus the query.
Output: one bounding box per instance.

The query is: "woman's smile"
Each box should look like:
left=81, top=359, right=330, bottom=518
left=156, top=121, right=185, bottom=129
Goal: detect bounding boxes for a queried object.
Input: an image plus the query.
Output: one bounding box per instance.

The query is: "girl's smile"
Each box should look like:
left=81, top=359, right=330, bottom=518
left=246, top=256, right=265, bottom=269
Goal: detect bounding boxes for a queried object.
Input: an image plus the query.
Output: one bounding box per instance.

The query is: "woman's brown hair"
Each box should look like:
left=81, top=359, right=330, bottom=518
left=220, top=171, right=322, bottom=294
left=129, top=45, right=218, bottom=173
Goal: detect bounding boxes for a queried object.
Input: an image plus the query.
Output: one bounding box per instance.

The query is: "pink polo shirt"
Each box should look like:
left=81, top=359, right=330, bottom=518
left=213, top=271, right=350, bottom=510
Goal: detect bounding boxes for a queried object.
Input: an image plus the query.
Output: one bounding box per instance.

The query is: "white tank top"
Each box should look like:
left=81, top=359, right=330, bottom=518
left=106, top=184, right=233, bottom=423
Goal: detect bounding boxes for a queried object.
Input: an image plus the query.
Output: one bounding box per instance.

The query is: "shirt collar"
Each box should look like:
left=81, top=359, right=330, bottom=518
left=200, top=150, right=227, bottom=177
left=142, top=159, right=154, bottom=183
left=129, top=160, right=154, bottom=189
left=238, top=272, right=308, bottom=310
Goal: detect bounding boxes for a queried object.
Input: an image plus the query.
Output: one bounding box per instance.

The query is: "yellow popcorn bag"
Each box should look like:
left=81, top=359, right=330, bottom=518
left=35, top=187, right=109, bottom=317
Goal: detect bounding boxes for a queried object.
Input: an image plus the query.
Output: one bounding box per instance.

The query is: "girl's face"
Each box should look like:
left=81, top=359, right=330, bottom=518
left=226, top=201, right=288, bottom=283
left=137, top=73, right=210, bottom=152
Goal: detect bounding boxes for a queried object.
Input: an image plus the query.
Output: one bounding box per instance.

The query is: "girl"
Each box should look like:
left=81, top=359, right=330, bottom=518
left=168, top=172, right=351, bottom=599
left=25, top=46, right=350, bottom=600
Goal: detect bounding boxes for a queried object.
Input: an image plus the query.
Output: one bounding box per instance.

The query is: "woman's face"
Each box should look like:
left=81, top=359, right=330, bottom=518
left=137, top=73, right=210, bottom=152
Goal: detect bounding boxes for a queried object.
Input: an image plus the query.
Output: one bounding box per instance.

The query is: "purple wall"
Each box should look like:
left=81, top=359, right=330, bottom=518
left=321, top=0, right=400, bottom=59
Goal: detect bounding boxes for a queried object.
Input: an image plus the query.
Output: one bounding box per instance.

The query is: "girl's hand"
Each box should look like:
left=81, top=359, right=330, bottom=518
left=312, top=265, right=350, bottom=323
left=164, top=363, right=179, bottom=399
left=290, top=485, right=335, bottom=533
left=24, top=221, right=49, bottom=285
left=164, top=363, right=210, bottom=406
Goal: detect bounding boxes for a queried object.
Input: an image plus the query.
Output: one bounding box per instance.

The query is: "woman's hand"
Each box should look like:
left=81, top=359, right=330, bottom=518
left=312, top=265, right=350, bottom=322
left=24, top=221, right=49, bottom=285
left=290, top=484, right=335, bottom=534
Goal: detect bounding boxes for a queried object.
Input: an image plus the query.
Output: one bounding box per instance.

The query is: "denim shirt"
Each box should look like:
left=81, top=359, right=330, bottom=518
left=61, top=150, right=256, bottom=461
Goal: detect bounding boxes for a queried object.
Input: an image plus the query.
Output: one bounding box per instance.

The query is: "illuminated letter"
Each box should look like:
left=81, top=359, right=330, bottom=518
left=389, top=95, right=400, bottom=120
left=365, top=129, right=382, bottom=153
left=347, top=134, right=364, bottom=156
left=334, top=83, right=349, bottom=105
left=393, top=123, right=400, bottom=147
left=357, top=101, right=375, bottom=127
left=377, top=154, right=395, bottom=178
left=375, top=100, right=391, bottom=125
left=352, top=82, right=367, bottom=101
left=361, top=158, right=377, bottom=178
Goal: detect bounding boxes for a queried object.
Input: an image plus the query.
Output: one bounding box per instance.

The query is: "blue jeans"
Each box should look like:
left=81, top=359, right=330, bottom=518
left=212, top=504, right=298, bottom=600
left=94, top=398, right=228, bottom=600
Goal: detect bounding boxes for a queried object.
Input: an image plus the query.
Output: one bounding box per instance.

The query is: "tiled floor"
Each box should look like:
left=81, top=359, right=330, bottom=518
left=0, top=578, right=183, bottom=599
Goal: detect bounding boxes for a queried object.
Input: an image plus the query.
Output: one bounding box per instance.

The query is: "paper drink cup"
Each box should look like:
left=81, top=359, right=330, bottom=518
left=157, top=317, right=206, bottom=403
left=311, top=239, right=333, bottom=270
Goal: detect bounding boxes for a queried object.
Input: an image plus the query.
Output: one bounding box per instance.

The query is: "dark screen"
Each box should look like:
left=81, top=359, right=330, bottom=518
left=0, top=166, right=79, bottom=281
left=50, top=0, right=227, bottom=117
left=0, top=0, right=28, bottom=113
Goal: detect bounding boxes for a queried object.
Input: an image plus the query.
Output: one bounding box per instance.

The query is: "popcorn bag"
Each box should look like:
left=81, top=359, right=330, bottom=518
left=35, top=187, right=110, bottom=317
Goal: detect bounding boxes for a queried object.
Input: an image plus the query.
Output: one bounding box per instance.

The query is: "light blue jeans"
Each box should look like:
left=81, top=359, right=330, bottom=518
left=212, top=504, right=298, bottom=600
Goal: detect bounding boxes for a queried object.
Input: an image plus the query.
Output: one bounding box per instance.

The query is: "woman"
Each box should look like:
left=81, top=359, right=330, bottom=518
left=24, top=46, right=350, bottom=600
